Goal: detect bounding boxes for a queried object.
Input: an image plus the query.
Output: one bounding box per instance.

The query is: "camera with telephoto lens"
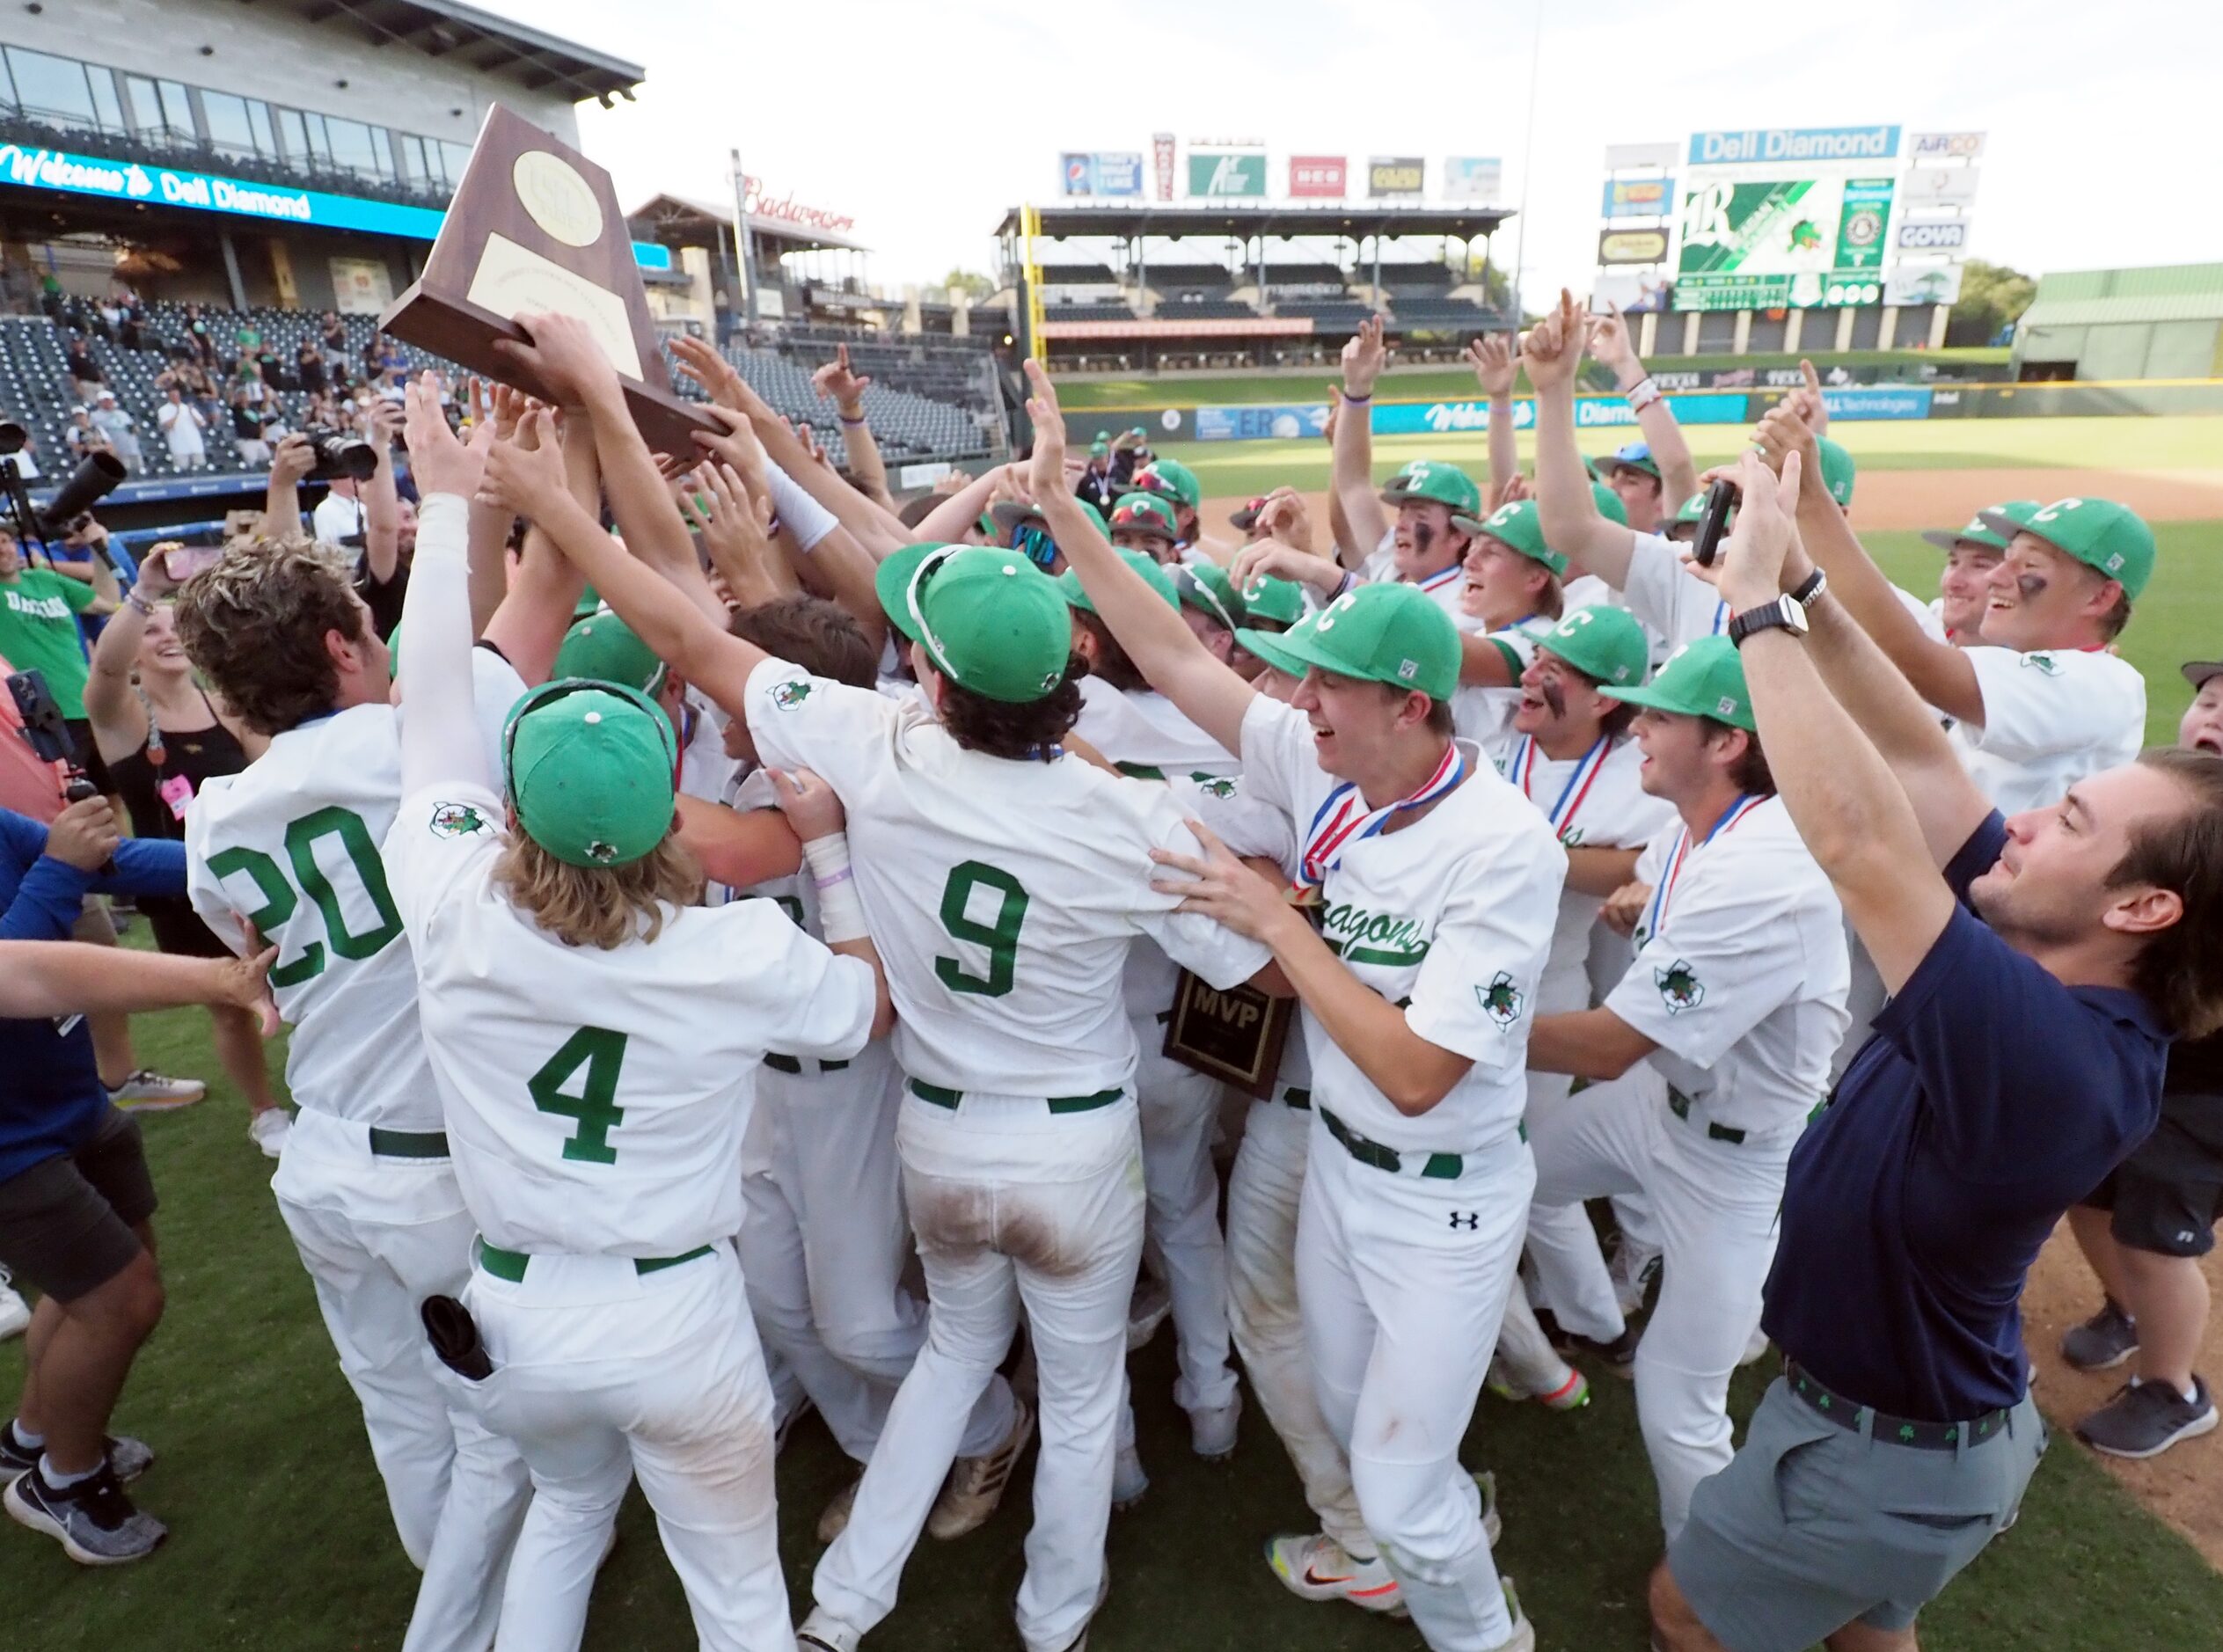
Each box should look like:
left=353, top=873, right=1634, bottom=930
left=0, top=421, right=126, bottom=540
left=301, top=427, right=377, bottom=483
left=7, top=669, right=100, bottom=803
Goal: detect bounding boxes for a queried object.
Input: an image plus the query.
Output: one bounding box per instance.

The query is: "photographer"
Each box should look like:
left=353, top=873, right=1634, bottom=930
left=0, top=795, right=209, bottom=1563
left=267, top=403, right=407, bottom=638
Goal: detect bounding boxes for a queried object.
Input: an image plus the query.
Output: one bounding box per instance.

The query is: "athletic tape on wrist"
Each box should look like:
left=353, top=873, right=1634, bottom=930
left=801, top=831, right=867, bottom=941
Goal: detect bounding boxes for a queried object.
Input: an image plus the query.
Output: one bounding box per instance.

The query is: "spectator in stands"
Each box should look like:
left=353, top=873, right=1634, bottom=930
left=36, top=272, right=65, bottom=325
left=63, top=407, right=107, bottom=464
left=4, top=428, right=40, bottom=483
left=296, top=340, right=328, bottom=397
left=318, top=310, right=347, bottom=358
left=88, top=393, right=141, bottom=474
left=114, top=287, right=146, bottom=353
left=157, top=387, right=208, bottom=472
left=228, top=391, right=275, bottom=470
left=64, top=336, right=100, bottom=405
left=47, top=517, right=135, bottom=611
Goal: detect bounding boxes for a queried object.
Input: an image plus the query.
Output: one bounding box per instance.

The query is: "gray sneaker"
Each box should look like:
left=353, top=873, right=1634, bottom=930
left=2077, top=1377, right=2219, bottom=1458
left=2061, top=1299, right=2139, bottom=1371
left=0, top=1428, right=151, bottom=1485
left=4, top=1465, right=166, bottom=1564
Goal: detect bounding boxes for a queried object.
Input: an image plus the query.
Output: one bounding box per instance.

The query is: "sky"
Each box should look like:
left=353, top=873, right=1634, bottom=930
left=492, top=0, right=2220, bottom=307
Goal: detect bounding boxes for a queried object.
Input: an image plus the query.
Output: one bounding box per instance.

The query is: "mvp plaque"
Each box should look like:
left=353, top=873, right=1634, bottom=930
left=1162, top=971, right=1295, bottom=1100
left=379, top=104, right=717, bottom=456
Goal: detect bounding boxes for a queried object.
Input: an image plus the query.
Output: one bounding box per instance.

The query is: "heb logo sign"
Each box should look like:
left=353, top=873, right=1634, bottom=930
left=1688, top=126, right=1900, bottom=165
left=1289, top=156, right=1347, bottom=198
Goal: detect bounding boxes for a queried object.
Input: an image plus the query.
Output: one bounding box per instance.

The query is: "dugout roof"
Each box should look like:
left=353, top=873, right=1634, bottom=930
left=271, top=0, right=643, bottom=102
left=998, top=204, right=1514, bottom=241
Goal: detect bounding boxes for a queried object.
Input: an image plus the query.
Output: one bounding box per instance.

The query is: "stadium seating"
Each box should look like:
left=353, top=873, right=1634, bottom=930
left=1042, top=302, right=1142, bottom=322
left=1376, top=263, right=1459, bottom=294
left=1274, top=301, right=1380, bottom=327
left=1151, top=298, right=1261, bottom=320
left=1260, top=264, right=1349, bottom=291
left=1386, top=296, right=1496, bottom=331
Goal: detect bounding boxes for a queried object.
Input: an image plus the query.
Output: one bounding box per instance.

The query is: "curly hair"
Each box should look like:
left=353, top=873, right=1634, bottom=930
left=172, top=534, right=368, bottom=735
left=492, top=829, right=705, bottom=950
left=937, top=656, right=1086, bottom=762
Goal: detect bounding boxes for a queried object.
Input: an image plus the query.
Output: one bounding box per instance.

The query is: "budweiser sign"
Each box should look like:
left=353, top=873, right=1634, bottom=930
left=741, top=176, right=856, bottom=235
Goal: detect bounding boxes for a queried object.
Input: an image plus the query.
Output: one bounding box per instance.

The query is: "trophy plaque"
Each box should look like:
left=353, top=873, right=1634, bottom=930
left=1162, top=971, right=1295, bottom=1100
left=379, top=104, right=719, bottom=457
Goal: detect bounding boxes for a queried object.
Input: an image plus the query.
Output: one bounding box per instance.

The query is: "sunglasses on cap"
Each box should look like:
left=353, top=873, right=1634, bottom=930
left=1008, top=521, right=1059, bottom=570
left=1109, top=503, right=1172, bottom=534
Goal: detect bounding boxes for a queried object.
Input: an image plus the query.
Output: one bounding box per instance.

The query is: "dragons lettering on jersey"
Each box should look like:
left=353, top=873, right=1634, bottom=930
left=1320, top=902, right=1430, bottom=966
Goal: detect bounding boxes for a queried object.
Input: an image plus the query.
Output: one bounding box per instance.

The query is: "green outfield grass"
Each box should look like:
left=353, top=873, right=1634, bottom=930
left=1053, top=348, right=2014, bottom=412
left=1152, top=414, right=2223, bottom=496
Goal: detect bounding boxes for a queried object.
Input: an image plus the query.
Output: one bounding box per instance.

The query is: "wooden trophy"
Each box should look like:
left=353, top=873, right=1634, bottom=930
left=1162, top=970, right=1294, bottom=1100
left=379, top=104, right=719, bottom=457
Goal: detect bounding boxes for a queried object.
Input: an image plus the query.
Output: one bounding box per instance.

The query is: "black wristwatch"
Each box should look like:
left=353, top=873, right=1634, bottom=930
left=1788, top=567, right=1827, bottom=608
left=1728, top=595, right=1810, bottom=647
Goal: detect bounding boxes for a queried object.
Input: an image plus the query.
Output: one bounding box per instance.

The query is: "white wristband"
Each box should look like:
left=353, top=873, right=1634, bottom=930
left=801, top=831, right=867, bottom=942
left=1625, top=376, right=1662, bottom=412
left=764, top=461, right=839, bottom=552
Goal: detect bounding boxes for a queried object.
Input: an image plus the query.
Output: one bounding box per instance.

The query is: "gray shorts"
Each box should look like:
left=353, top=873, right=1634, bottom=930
left=1669, top=1375, right=2047, bottom=1651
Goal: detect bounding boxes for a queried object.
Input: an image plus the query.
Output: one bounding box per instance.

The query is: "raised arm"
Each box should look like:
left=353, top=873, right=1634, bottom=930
left=361, top=398, right=403, bottom=587
left=262, top=434, right=313, bottom=537
left=1587, top=303, right=1698, bottom=508
left=0, top=937, right=276, bottom=1030
left=1330, top=318, right=1390, bottom=565
left=461, top=381, right=522, bottom=638
left=910, top=462, right=1015, bottom=548
left=1027, top=362, right=1256, bottom=756
left=814, top=346, right=894, bottom=511
left=1754, top=397, right=1983, bottom=724
left=1715, top=449, right=1959, bottom=992
left=82, top=544, right=178, bottom=753
left=396, top=378, right=494, bottom=800
left=1529, top=289, right=1639, bottom=590
left=480, top=397, right=595, bottom=686
left=1466, top=333, right=1522, bottom=501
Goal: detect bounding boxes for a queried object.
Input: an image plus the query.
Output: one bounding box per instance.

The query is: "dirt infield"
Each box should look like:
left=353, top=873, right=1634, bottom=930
left=2023, top=1233, right=2223, bottom=1567
left=1200, top=465, right=2223, bottom=540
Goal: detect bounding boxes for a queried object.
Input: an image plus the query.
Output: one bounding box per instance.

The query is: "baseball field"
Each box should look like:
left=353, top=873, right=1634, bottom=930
left=2, top=412, right=2218, bottom=1650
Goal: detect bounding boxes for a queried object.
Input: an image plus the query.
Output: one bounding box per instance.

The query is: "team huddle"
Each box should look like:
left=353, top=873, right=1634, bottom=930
left=36, top=283, right=2197, bottom=1652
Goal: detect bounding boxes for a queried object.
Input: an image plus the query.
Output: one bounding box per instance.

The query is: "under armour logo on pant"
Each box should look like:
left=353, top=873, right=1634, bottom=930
left=1448, top=1211, right=1481, bottom=1230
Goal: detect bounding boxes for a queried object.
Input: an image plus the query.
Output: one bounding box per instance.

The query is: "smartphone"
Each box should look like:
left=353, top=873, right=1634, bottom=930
left=1693, top=478, right=1738, bottom=568
left=165, top=545, right=222, bottom=582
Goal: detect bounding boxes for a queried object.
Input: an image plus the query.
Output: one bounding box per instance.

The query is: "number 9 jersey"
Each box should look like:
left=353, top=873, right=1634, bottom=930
left=183, top=647, right=529, bottom=1134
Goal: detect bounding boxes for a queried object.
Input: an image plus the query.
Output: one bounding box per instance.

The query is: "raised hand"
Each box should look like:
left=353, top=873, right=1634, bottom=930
left=1231, top=538, right=1342, bottom=598
left=44, top=794, right=120, bottom=872
left=476, top=408, right=570, bottom=520
left=683, top=461, right=777, bottom=587
left=1519, top=289, right=1586, bottom=391
left=1715, top=447, right=1805, bottom=611
left=1256, top=487, right=1314, bottom=551
left=497, top=311, right=622, bottom=411
left=1493, top=471, right=1533, bottom=508
left=1320, top=383, right=1341, bottom=442
left=1584, top=302, right=1642, bottom=384
left=404, top=376, right=492, bottom=499
left=811, top=344, right=872, bottom=413
left=1021, top=360, right=1069, bottom=502
left=268, top=431, right=316, bottom=488
left=689, top=403, right=773, bottom=493
left=1466, top=332, right=1518, bottom=398
left=669, top=334, right=757, bottom=413
left=1342, top=315, right=1387, bottom=398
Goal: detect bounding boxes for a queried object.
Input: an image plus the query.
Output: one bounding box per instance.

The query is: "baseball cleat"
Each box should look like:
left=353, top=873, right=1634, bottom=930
left=5, top=1465, right=166, bottom=1565
left=0, top=1270, right=29, bottom=1342
left=1473, top=1468, right=1504, bottom=1547
left=1490, top=1576, right=1538, bottom=1652
left=794, top=1608, right=860, bottom=1652
left=815, top=1476, right=860, bottom=1544
left=1486, top=1354, right=1590, bottom=1412
left=1266, top=1531, right=1406, bottom=1616
left=105, top=1069, right=205, bottom=1111
left=1111, top=1442, right=1149, bottom=1510
left=2061, top=1298, right=2139, bottom=1371
left=927, top=1396, right=1033, bottom=1539
left=1189, top=1393, right=1240, bottom=1459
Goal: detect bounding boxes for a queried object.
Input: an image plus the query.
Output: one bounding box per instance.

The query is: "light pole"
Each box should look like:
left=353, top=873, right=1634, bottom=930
left=1507, top=0, right=1546, bottom=325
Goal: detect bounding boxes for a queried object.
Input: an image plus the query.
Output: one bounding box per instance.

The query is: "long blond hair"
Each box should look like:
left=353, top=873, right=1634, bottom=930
left=491, top=830, right=705, bottom=950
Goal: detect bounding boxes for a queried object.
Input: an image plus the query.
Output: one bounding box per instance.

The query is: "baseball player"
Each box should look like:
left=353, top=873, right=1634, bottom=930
left=1919, top=501, right=2037, bottom=645
left=385, top=392, right=890, bottom=1652
left=679, top=594, right=1025, bottom=1545
left=1034, top=361, right=1556, bottom=1652
left=1485, top=607, right=1677, bottom=1407
left=520, top=349, right=1270, bottom=1652
left=177, top=427, right=586, bottom=1641
left=1522, top=635, right=1850, bottom=1538
left=1116, top=457, right=1231, bottom=566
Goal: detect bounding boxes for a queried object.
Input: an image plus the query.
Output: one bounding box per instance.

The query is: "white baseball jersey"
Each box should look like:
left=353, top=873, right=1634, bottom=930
left=1074, top=676, right=1237, bottom=781
left=1174, top=771, right=1312, bottom=1096
left=1357, top=543, right=1467, bottom=625
left=1452, top=619, right=1551, bottom=761
left=1239, top=695, right=1566, bottom=1151
left=185, top=647, right=526, bottom=1132
left=676, top=684, right=739, bottom=804
left=1949, top=645, right=2145, bottom=816
left=383, top=778, right=875, bottom=1257
left=743, top=657, right=1270, bottom=1097
left=1500, top=733, right=1674, bottom=1007
left=1608, top=795, right=1849, bottom=1135
left=1621, top=532, right=1729, bottom=654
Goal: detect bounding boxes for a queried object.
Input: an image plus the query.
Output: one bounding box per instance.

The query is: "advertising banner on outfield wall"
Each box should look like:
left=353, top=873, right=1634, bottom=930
left=1897, top=217, right=1971, bottom=253
left=1289, top=156, right=1348, bottom=198
left=1188, top=150, right=1267, bottom=198
left=1819, top=386, right=1933, bottom=420
left=1674, top=172, right=1895, bottom=310
left=1372, top=392, right=1751, bottom=436
left=1368, top=157, right=1425, bottom=198
left=1444, top=157, right=1503, bottom=201
left=1196, top=403, right=1333, bottom=442
left=1601, top=177, right=1673, bottom=218
left=1885, top=264, right=1964, bottom=307
left=1686, top=126, right=1901, bottom=165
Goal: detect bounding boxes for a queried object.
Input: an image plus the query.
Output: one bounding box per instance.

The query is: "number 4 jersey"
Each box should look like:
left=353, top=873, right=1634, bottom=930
left=743, top=657, right=1272, bottom=1099
left=184, top=649, right=528, bottom=1133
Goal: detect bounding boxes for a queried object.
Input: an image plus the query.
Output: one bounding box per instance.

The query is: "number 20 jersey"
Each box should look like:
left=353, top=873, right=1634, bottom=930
left=184, top=650, right=528, bottom=1132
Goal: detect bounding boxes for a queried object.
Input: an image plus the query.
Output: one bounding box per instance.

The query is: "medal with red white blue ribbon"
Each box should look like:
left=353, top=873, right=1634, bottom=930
left=1296, top=741, right=1466, bottom=893
left=1510, top=734, right=1610, bottom=844
left=1641, top=793, right=1765, bottom=943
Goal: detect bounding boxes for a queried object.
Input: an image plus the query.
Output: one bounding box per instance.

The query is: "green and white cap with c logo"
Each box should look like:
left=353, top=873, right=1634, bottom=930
left=1378, top=457, right=1482, bottom=515
left=1600, top=635, right=1754, bottom=733
left=1985, top=496, right=2155, bottom=600
left=1538, top=604, right=1649, bottom=688
left=1234, top=581, right=1461, bottom=702
left=1450, top=499, right=1569, bottom=578
left=1922, top=499, right=2039, bottom=554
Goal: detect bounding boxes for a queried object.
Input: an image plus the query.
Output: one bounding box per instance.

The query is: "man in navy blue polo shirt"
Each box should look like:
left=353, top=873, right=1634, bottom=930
left=1646, top=447, right=2223, bottom=1652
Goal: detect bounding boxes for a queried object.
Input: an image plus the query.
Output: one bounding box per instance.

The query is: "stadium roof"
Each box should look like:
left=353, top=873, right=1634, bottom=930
left=629, top=194, right=869, bottom=256
left=273, top=0, right=644, bottom=102
left=998, top=204, right=1513, bottom=241
left=2017, top=262, right=2223, bottom=328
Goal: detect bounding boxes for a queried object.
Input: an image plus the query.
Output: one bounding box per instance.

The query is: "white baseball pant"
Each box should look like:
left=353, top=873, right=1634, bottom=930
left=737, top=1045, right=1015, bottom=1464
left=1517, top=964, right=1634, bottom=1347
left=1299, top=1116, right=1532, bottom=1652
left=1133, top=1031, right=1239, bottom=1415
left=1224, top=1091, right=1369, bottom=1555
left=274, top=1107, right=530, bottom=1652
left=812, top=1087, right=1144, bottom=1652
left=459, top=1242, right=790, bottom=1652
left=1527, top=1068, right=1795, bottom=1539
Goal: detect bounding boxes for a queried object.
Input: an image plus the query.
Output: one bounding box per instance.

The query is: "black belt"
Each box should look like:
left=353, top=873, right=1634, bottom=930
left=1281, top=1086, right=1312, bottom=1110
left=907, top=1078, right=1122, bottom=1115
left=1667, top=1085, right=1746, bottom=1145
left=1320, top=1107, right=1463, bottom=1179
left=368, top=1127, right=449, bottom=1159
left=764, top=1054, right=851, bottom=1076
left=1784, top=1361, right=2013, bottom=1452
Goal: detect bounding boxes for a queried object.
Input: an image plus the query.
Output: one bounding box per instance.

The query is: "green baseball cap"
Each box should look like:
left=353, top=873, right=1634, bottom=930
left=1121, top=458, right=1200, bottom=510
left=1537, top=604, right=1649, bottom=689
left=1817, top=436, right=1855, bottom=507
left=1239, top=574, right=1305, bottom=629
left=1236, top=581, right=1460, bottom=701
left=1672, top=491, right=1708, bottom=527
left=1106, top=493, right=1180, bottom=541
left=1601, top=635, right=1753, bottom=734
left=1378, top=457, right=1481, bottom=516
left=1603, top=441, right=1660, bottom=481
left=1990, top=496, right=2155, bottom=600
left=1451, top=499, right=1569, bottom=578
left=1089, top=436, right=1109, bottom=457
left=1061, top=548, right=1178, bottom=618
left=502, top=681, right=677, bottom=868
left=1129, top=425, right=1149, bottom=440
left=1591, top=481, right=1629, bottom=527
left=1922, top=499, right=2039, bottom=553
left=553, top=610, right=667, bottom=697
left=991, top=497, right=1106, bottom=539
left=875, top=544, right=1071, bottom=702
left=1172, top=561, right=1242, bottom=632
left=572, top=584, right=603, bottom=618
